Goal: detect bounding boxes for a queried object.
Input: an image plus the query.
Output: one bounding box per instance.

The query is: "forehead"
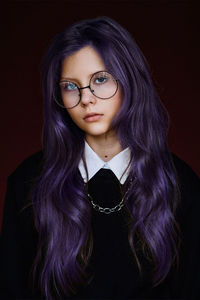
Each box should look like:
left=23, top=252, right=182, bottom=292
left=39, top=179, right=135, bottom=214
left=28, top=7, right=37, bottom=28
left=61, top=46, right=106, bottom=81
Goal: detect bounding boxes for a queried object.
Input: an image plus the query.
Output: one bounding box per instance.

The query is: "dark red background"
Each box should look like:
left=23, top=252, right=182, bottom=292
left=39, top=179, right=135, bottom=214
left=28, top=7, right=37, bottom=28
left=0, top=0, right=200, bottom=229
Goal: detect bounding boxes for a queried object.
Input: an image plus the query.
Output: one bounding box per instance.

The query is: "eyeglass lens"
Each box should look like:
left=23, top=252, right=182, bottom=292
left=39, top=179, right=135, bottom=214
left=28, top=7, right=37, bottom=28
left=56, top=71, right=118, bottom=109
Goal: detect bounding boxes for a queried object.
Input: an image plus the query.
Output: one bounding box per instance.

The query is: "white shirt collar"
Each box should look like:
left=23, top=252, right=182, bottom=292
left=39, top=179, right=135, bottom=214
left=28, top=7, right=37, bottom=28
left=78, top=141, right=131, bottom=184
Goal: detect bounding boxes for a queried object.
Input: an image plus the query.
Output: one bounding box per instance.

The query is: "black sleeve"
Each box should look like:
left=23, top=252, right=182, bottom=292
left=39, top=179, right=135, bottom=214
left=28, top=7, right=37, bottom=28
left=0, top=174, right=22, bottom=298
left=169, top=154, right=200, bottom=299
left=0, top=152, right=42, bottom=299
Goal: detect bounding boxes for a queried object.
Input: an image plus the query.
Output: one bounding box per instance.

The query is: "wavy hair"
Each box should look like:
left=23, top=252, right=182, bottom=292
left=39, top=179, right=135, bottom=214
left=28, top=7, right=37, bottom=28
left=31, top=16, right=180, bottom=299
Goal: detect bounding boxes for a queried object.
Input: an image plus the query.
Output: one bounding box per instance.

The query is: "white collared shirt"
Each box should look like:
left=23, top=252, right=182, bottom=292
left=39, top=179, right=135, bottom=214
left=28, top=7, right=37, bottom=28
left=78, top=141, right=131, bottom=184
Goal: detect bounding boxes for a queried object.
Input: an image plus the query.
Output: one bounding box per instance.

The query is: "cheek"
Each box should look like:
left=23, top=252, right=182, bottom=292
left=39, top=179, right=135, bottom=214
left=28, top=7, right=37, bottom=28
left=107, top=94, right=122, bottom=117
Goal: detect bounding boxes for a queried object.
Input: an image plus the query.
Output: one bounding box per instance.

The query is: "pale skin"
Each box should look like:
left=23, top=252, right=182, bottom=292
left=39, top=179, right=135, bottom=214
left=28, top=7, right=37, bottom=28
left=60, top=46, right=123, bottom=161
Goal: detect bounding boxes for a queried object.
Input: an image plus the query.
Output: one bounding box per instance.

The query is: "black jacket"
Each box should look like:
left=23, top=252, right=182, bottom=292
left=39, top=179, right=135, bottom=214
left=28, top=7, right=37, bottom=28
left=0, top=150, right=200, bottom=299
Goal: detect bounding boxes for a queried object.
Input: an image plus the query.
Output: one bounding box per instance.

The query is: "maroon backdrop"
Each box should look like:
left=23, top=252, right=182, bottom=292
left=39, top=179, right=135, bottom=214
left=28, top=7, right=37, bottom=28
left=1, top=0, right=200, bottom=229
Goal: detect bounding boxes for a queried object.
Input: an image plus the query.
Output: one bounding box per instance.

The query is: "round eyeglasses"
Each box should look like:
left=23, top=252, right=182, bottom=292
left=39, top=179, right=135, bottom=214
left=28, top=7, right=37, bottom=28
left=53, top=70, right=119, bottom=109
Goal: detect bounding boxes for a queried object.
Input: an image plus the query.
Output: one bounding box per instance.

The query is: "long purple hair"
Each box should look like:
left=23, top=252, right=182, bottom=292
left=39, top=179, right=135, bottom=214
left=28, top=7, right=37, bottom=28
left=31, top=16, right=180, bottom=299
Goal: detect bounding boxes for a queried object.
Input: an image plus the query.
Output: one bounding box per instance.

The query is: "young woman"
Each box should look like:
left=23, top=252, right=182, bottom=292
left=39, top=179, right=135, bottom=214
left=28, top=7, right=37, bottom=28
left=1, top=16, right=200, bottom=300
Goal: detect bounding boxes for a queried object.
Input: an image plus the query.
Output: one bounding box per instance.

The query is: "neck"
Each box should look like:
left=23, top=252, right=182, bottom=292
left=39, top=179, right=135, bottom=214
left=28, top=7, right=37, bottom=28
left=86, top=131, right=122, bottom=162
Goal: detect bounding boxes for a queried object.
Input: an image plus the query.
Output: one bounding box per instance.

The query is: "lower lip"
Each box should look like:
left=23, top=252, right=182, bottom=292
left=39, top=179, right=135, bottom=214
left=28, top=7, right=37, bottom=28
left=84, top=114, right=103, bottom=122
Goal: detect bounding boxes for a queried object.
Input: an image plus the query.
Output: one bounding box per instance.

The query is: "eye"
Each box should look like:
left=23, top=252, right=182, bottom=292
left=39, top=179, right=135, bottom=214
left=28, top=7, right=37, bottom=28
left=94, top=76, right=108, bottom=84
left=60, top=81, right=78, bottom=92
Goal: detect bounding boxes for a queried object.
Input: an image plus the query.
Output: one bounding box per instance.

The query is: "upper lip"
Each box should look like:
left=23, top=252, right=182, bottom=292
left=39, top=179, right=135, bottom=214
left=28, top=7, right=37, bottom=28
left=83, top=112, right=103, bottom=119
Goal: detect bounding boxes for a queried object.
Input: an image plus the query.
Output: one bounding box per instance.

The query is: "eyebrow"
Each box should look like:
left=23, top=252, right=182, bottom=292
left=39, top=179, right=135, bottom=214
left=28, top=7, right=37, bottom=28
left=60, top=70, right=106, bottom=82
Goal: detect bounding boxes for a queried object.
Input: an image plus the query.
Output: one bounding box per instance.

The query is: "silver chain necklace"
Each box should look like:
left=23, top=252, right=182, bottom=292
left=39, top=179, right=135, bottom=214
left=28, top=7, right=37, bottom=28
left=87, top=178, right=133, bottom=214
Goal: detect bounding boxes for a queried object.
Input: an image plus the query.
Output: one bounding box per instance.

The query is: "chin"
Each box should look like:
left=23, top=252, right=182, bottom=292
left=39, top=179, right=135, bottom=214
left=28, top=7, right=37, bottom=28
left=84, top=126, right=110, bottom=137
left=79, top=122, right=107, bottom=134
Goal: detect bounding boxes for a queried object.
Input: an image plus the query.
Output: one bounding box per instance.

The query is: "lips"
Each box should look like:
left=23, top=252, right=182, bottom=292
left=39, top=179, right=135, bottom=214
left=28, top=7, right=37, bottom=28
left=83, top=113, right=103, bottom=122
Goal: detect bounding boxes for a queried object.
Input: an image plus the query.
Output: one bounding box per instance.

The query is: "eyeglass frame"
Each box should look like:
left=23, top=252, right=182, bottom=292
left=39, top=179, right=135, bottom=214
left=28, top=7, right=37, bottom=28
left=53, top=70, right=119, bottom=109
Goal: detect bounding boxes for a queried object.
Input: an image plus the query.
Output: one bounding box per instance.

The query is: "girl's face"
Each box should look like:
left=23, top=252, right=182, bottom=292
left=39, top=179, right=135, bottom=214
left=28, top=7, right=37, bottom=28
left=60, top=46, right=122, bottom=139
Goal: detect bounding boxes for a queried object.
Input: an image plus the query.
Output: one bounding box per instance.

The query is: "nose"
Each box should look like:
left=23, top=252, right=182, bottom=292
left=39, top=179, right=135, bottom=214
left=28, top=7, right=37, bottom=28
left=79, top=86, right=97, bottom=106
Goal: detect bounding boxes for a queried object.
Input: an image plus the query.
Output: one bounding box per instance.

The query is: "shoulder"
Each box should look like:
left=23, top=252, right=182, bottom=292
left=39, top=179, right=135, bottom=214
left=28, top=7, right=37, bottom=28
left=9, top=150, right=199, bottom=189
left=8, top=150, right=44, bottom=183
left=5, top=150, right=44, bottom=211
left=171, top=152, right=199, bottom=182
left=170, top=152, right=200, bottom=221
left=171, top=152, right=200, bottom=195
left=1, top=151, right=44, bottom=237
